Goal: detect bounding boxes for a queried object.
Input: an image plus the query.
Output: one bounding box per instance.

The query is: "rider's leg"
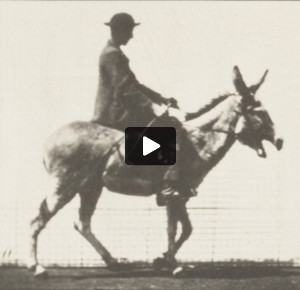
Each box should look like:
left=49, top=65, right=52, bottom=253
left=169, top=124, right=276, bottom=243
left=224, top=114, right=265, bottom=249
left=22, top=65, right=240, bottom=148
left=157, top=122, right=189, bottom=206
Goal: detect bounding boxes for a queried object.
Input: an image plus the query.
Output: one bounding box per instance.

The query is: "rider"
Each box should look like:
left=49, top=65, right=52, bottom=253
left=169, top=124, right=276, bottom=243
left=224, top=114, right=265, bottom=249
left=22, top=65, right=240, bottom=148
left=92, top=13, right=200, bottom=205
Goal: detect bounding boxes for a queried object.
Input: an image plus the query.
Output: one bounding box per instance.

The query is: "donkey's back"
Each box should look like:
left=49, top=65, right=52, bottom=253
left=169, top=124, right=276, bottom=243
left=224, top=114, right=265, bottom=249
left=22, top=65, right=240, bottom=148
left=43, top=121, right=123, bottom=177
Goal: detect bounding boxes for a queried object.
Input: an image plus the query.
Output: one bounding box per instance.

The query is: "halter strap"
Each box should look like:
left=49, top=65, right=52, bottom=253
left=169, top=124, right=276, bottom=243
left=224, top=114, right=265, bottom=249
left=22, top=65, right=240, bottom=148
left=210, top=128, right=239, bottom=138
left=184, top=107, right=243, bottom=139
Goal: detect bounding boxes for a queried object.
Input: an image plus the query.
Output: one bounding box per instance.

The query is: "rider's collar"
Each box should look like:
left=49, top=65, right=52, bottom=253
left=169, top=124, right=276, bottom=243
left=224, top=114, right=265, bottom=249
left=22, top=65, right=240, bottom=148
left=108, top=39, right=122, bottom=52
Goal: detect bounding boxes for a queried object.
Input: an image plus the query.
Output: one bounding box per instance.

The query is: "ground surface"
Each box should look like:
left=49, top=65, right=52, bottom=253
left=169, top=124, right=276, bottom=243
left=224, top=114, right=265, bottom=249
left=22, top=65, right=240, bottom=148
left=1, top=266, right=300, bottom=290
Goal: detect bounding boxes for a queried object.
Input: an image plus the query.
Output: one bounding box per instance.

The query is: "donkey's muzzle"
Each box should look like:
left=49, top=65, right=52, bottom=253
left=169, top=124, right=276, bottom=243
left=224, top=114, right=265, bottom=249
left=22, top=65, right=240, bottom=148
left=275, top=138, right=284, bottom=151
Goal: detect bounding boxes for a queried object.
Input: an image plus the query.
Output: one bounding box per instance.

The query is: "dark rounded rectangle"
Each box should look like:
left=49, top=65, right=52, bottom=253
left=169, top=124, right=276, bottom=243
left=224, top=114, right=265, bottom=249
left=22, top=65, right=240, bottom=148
left=125, top=127, right=176, bottom=165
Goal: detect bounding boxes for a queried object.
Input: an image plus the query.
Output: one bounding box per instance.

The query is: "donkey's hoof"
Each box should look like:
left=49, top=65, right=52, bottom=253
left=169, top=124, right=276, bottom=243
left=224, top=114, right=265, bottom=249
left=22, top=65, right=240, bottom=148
left=27, top=264, right=36, bottom=272
left=34, top=265, right=48, bottom=279
left=107, top=262, right=122, bottom=272
left=172, top=265, right=195, bottom=278
left=108, top=262, right=132, bottom=272
left=26, top=259, right=37, bottom=272
left=172, top=266, right=186, bottom=278
left=153, top=257, right=169, bottom=271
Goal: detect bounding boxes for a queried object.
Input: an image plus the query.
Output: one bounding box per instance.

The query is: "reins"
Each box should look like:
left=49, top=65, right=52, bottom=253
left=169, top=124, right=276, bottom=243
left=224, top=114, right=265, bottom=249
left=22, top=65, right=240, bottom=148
left=184, top=123, right=239, bottom=139
left=102, top=103, right=173, bottom=159
left=103, top=94, right=240, bottom=158
left=183, top=107, right=243, bottom=139
left=126, top=103, right=173, bottom=158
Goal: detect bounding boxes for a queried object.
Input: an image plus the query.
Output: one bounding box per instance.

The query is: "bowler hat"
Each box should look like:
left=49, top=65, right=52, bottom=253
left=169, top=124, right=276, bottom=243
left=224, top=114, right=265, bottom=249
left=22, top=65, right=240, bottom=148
left=105, top=13, right=140, bottom=29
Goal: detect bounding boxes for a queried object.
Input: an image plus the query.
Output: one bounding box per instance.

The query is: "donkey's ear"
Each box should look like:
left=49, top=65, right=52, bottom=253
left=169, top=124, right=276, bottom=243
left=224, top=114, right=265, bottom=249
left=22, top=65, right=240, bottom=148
left=249, top=69, right=269, bottom=95
left=232, top=66, right=249, bottom=97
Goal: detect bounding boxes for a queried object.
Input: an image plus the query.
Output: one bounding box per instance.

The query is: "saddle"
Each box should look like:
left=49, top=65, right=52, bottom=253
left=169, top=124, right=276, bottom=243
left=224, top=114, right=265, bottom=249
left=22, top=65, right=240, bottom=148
left=102, top=139, right=166, bottom=196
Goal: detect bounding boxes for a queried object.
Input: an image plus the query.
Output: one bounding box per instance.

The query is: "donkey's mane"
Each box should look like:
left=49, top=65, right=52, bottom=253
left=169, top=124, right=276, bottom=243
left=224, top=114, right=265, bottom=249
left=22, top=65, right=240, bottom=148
left=185, top=93, right=234, bottom=122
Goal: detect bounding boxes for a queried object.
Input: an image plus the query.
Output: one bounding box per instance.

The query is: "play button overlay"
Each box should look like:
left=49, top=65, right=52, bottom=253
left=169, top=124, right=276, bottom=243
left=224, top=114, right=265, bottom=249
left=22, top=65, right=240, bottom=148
left=143, top=136, right=160, bottom=156
left=125, top=127, right=176, bottom=165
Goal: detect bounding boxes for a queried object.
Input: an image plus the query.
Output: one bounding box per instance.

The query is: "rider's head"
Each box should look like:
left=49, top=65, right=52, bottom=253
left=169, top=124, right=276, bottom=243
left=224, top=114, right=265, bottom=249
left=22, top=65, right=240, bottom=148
left=105, top=13, right=140, bottom=46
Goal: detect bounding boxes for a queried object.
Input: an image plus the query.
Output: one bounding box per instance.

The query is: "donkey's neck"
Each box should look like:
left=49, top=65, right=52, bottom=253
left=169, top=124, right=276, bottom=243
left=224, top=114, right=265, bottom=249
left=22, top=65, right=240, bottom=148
left=186, top=95, right=242, bottom=183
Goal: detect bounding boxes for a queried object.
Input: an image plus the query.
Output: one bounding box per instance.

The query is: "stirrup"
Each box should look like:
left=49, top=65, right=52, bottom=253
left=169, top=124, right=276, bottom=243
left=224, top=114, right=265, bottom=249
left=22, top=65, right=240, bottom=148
left=156, top=187, right=180, bottom=206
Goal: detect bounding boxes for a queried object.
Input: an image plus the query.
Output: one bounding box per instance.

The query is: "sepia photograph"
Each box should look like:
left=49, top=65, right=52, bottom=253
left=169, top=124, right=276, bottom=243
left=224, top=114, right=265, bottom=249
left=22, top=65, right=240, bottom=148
left=0, top=1, right=300, bottom=289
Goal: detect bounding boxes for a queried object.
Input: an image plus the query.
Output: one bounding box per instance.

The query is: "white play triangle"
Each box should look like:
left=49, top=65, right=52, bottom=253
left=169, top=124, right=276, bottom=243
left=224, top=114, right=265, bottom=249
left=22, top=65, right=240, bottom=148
left=143, top=136, right=160, bottom=156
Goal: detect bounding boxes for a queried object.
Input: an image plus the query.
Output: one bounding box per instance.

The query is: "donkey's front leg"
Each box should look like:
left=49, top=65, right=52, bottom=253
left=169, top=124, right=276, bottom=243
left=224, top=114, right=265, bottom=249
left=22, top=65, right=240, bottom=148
left=154, top=200, right=191, bottom=271
left=174, top=201, right=192, bottom=253
left=164, top=201, right=179, bottom=268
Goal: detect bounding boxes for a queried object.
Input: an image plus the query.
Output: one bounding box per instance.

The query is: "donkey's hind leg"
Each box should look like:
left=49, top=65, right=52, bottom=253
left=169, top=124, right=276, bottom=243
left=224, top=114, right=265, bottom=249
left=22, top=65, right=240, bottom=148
left=154, top=200, right=186, bottom=271
left=174, top=201, right=192, bottom=253
left=28, top=182, right=76, bottom=277
left=74, top=187, right=118, bottom=268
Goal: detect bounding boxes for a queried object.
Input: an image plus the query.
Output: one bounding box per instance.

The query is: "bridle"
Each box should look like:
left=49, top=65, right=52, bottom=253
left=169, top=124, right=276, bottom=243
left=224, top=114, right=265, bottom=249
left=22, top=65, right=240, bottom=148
left=184, top=98, right=266, bottom=143
left=210, top=109, right=243, bottom=139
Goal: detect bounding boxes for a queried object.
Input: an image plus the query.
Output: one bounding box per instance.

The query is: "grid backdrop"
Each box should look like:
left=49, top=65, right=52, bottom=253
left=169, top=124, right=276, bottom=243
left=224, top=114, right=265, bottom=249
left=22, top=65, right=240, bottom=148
left=1, top=2, right=300, bottom=268
left=1, top=147, right=300, bottom=267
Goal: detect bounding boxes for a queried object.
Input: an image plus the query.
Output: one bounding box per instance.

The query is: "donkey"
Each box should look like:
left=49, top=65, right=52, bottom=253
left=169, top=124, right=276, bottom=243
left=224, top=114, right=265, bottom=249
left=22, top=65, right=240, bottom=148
left=27, top=66, right=283, bottom=277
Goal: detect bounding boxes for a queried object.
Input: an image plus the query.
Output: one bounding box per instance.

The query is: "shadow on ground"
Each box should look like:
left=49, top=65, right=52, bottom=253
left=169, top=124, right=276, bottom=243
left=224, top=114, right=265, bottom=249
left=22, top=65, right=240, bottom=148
left=47, top=264, right=300, bottom=280
left=1, top=265, right=300, bottom=290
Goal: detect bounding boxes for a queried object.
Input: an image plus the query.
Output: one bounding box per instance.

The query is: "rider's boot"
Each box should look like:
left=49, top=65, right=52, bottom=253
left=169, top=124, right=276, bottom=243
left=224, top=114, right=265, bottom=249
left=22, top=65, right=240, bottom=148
left=156, top=184, right=179, bottom=206
left=156, top=182, right=197, bottom=206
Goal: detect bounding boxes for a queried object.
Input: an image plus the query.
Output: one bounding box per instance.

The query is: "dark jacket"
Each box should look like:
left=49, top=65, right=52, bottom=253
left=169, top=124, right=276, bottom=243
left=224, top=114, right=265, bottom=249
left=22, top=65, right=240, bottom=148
left=92, top=40, right=168, bottom=130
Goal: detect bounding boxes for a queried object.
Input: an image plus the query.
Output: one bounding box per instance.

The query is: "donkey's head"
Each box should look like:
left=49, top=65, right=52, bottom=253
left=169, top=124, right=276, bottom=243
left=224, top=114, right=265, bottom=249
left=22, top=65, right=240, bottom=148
left=232, top=66, right=283, bottom=157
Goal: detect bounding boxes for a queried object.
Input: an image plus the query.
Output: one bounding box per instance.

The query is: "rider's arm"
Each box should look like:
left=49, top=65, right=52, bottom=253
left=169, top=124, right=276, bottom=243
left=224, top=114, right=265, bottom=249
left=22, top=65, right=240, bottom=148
left=104, top=51, right=153, bottom=110
left=105, top=51, right=178, bottom=108
left=138, top=84, right=167, bottom=105
left=139, top=85, right=178, bottom=108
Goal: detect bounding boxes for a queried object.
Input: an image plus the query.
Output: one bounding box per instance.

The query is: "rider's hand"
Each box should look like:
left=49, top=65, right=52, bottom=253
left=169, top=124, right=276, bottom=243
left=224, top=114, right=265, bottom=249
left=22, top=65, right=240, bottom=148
left=152, top=103, right=168, bottom=117
left=166, top=97, right=179, bottom=109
